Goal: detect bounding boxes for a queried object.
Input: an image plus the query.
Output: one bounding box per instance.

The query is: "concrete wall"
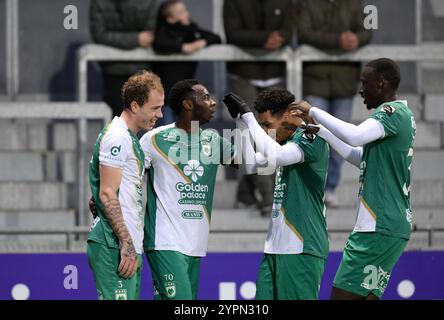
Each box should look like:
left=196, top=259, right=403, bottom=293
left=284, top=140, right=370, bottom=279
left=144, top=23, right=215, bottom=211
left=0, top=0, right=6, bottom=95
left=18, top=0, right=93, bottom=100
left=363, top=0, right=416, bottom=45
left=184, top=0, right=215, bottom=92
left=424, top=0, right=444, bottom=42
left=362, top=0, right=417, bottom=92
left=422, top=0, right=444, bottom=93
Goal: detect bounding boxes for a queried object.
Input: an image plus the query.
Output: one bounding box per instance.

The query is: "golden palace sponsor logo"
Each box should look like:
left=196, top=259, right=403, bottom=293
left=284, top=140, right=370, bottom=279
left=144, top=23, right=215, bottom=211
left=273, top=183, right=286, bottom=200
left=175, top=182, right=209, bottom=205
left=175, top=182, right=209, bottom=193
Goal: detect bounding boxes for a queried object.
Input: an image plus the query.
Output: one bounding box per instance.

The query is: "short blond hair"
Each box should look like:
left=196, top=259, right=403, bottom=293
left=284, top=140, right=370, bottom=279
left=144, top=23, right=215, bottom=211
left=121, top=70, right=164, bottom=110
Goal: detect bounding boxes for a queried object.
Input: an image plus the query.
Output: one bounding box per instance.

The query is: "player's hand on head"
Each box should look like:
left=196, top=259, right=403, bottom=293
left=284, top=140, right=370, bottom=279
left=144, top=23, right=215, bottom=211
left=285, top=107, right=305, bottom=129
left=293, top=101, right=313, bottom=116
left=223, top=92, right=251, bottom=118
left=118, top=240, right=138, bottom=279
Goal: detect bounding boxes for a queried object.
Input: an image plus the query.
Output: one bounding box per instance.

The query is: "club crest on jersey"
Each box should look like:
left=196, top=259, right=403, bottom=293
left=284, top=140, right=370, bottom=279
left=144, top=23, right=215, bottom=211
left=163, top=130, right=178, bottom=141
left=165, top=282, right=176, bottom=298
left=115, top=288, right=127, bottom=300
left=202, top=142, right=212, bottom=157
left=183, top=160, right=204, bottom=182
left=382, top=105, right=396, bottom=116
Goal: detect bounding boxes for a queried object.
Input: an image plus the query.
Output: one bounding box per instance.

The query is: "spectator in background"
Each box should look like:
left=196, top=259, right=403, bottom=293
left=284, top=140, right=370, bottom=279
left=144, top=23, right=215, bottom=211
left=90, top=0, right=162, bottom=118
left=223, top=0, right=294, bottom=217
left=152, top=0, right=222, bottom=126
left=297, top=0, right=372, bottom=207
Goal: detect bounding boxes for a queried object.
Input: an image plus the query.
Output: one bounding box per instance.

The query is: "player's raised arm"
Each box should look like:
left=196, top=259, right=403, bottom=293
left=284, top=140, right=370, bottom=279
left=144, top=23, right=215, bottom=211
left=294, top=101, right=384, bottom=147
left=99, top=165, right=138, bottom=279
left=305, top=124, right=363, bottom=168
left=234, top=117, right=267, bottom=174
left=224, top=93, right=305, bottom=167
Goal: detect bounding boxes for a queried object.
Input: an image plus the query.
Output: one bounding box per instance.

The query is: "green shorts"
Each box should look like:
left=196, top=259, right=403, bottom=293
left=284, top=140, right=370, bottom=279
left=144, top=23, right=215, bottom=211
left=333, top=232, right=408, bottom=298
left=87, top=240, right=143, bottom=300
left=146, top=250, right=201, bottom=300
left=256, top=253, right=326, bottom=300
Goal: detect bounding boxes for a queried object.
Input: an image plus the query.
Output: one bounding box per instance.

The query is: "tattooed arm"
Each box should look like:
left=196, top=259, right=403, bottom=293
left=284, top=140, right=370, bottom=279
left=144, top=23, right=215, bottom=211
left=99, top=164, right=138, bottom=279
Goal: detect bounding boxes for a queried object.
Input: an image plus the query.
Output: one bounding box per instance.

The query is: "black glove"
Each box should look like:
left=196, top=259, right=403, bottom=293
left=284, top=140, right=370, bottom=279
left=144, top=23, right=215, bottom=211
left=300, top=123, right=320, bottom=135
left=223, top=93, right=251, bottom=118
left=89, top=196, right=98, bottom=219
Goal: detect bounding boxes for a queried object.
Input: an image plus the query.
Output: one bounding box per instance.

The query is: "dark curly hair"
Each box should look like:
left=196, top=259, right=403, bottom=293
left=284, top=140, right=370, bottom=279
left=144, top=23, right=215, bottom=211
left=168, top=79, right=201, bottom=115
left=254, top=87, right=295, bottom=115
left=121, top=70, right=163, bottom=110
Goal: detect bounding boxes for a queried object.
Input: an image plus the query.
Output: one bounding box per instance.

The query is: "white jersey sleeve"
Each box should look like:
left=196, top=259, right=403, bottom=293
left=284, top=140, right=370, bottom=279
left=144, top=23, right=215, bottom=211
left=240, top=113, right=305, bottom=166
left=316, top=125, right=363, bottom=168
left=309, top=107, right=385, bottom=146
left=99, top=132, right=131, bottom=169
left=140, top=124, right=177, bottom=170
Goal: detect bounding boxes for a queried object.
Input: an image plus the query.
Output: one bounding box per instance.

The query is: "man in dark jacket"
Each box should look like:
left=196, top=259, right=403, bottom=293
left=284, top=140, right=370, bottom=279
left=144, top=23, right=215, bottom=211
left=297, top=0, right=372, bottom=207
left=90, top=0, right=163, bottom=117
left=223, top=0, right=295, bottom=217
left=224, top=0, right=294, bottom=101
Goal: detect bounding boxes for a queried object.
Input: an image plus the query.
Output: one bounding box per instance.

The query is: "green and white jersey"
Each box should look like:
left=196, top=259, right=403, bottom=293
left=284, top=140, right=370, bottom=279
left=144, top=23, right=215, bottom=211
left=355, top=100, right=416, bottom=239
left=88, top=117, right=145, bottom=254
left=264, top=130, right=330, bottom=259
left=140, top=124, right=235, bottom=257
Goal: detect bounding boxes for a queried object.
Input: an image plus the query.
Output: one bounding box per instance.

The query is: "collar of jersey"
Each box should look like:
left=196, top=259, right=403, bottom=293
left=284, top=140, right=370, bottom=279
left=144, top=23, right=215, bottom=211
left=113, top=116, right=129, bottom=131
left=113, top=116, right=140, bottom=139
left=381, top=100, right=408, bottom=108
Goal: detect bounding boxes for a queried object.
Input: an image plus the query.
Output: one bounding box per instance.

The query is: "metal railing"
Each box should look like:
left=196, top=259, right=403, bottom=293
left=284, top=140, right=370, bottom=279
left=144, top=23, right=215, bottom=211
left=76, top=44, right=293, bottom=102
left=0, top=227, right=442, bottom=251
left=77, top=43, right=444, bottom=103
left=0, top=102, right=112, bottom=227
